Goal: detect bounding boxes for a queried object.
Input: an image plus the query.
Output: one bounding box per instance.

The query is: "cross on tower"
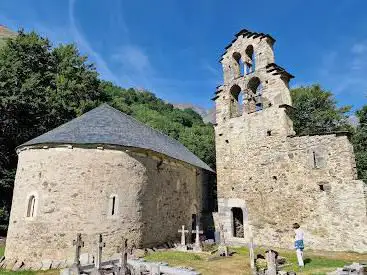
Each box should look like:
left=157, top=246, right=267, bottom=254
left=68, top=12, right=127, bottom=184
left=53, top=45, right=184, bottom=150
left=72, top=233, right=84, bottom=266
left=95, top=234, right=106, bottom=269
left=178, top=225, right=189, bottom=246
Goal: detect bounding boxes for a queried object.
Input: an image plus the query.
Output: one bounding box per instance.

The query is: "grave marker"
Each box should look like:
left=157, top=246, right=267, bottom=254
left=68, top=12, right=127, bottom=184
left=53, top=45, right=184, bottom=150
left=265, top=250, right=277, bottom=275
left=95, top=234, right=106, bottom=270
left=72, top=233, right=84, bottom=266
left=178, top=225, right=189, bottom=247
left=192, top=225, right=203, bottom=251
left=117, top=237, right=128, bottom=275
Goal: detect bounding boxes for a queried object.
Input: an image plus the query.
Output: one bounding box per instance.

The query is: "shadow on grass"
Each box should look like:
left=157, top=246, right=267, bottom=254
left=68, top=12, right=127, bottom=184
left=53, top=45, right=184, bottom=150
left=304, top=258, right=312, bottom=265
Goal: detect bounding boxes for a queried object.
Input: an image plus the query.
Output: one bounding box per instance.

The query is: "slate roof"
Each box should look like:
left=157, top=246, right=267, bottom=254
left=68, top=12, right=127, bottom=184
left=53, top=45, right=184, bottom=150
left=20, top=104, right=214, bottom=172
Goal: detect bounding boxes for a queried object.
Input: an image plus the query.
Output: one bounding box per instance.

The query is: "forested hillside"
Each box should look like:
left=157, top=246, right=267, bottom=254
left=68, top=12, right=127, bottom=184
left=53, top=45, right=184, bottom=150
left=0, top=30, right=365, bottom=235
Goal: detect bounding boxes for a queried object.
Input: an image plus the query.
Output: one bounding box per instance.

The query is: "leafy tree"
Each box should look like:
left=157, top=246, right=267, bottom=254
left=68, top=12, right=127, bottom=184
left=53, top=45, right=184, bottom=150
left=102, top=81, right=216, bottom=168
left=51, top=44, right=107, bottom=122
left=352, top=105, right=367, bottom=181
left=0, top=30, right=216, bottom=234
left=0, top=30, right=104, bottom=234
left=290, top=85, right=351, bottom=135
left=291, top=85, right=366, bottom=181
left=178, top=125, right=215, bottom=168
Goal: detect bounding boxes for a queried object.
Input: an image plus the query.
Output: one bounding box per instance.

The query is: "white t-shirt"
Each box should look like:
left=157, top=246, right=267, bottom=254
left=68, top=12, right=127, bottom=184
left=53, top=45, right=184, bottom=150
left=295, top=228, right=304, bottom=241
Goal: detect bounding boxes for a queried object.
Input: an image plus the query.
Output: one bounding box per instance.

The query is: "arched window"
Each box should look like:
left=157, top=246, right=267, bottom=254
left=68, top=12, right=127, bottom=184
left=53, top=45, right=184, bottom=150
left=245, top=77, right=263, bottom=113
left=232, top=52, right=245, bottom=77
left=230, top=85, right=245, bottom=118
left=27, top=195, right=36, bottom=218
left=109, top=194, right=118, bottom=217
left=245, top=45, right=255, bottom=74
left=231, top=207, right=244, bottom=238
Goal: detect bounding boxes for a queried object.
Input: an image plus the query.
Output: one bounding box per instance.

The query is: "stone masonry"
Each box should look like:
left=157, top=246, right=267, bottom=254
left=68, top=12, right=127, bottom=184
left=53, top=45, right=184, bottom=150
left=5, top=146, right=204, bottom=264
left=212, top=29, right=367, bottom=252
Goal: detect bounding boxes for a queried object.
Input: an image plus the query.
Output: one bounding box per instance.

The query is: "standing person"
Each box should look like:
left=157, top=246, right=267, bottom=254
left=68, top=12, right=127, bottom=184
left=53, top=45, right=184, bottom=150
left=293, top=223, right=304, bottom=268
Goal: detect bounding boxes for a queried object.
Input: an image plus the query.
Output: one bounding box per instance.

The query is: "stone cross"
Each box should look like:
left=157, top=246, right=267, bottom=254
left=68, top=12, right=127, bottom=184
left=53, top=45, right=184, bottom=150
left=95, top=234, right=106, bottom=270
left=218, top=223, right=228, bottom=256
left=249, top=235, right=256, bottom=275
left=72, top=233, right=84, bottom=266
left=192, top=225, right=203, bottom=249
left=117, top=238, right=128, bottom=275
left=265, top=250, right=277, bottom=275
left=219, top=223, right=225, bottom=245
left=178, top=225, right=189, bottom=246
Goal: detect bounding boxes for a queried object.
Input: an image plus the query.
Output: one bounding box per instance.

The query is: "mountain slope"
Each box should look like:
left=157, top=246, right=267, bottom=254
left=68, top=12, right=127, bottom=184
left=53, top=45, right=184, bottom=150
left=173, top=103, right=216, bottom=124
left=0, top=25, right=16, bottom=47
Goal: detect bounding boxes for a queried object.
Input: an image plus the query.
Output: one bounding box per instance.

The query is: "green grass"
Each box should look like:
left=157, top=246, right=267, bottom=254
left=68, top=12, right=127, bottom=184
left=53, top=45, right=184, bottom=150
left=0, top=246, right=4, bottom=257
left=1, top=242, right=365, bottom=275
left=145, top=251, right=202, bottom=262
left=0, top=271, right=37, bottom=275
left=144, top=247, right=367, bottom=275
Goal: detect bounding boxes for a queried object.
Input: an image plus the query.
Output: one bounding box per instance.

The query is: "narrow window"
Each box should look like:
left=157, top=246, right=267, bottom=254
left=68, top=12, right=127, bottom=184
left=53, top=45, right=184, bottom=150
left=111, top=196, right=116, bottom=216
left=231, top=207, right=244, bottom=238
left=27, top=195, right=36, bottom=217
left=312, top=149, right=326, bottom=169
left=313, top=151, right=317, bottom=168
left=109, top=194, right=118, bottom=217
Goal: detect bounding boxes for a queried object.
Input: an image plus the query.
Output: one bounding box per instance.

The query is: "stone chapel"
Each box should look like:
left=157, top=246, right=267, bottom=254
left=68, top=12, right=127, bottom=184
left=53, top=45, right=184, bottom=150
left=5, top=104, right=213, bottom=264
left=212, top=29, right=367, bottom=252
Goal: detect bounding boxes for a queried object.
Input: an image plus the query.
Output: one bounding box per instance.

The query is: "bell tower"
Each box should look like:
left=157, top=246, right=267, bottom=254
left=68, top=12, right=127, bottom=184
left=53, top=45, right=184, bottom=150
left=212, top=29, right=367, bottom=253
left=212, top=29, right=295, bottom=137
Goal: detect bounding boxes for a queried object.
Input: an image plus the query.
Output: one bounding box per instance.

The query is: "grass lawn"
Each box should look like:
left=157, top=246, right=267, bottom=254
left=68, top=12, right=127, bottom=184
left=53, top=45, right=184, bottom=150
left=1, top=242, right=366, bottom=275
left=145, top=246, right=367, bottom=275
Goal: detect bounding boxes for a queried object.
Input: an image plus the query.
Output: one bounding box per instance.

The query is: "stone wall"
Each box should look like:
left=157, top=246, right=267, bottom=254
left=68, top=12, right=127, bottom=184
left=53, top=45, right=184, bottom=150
left=214, top=107, right=367, bottom=252
left=213, top=30, right=367, bottom=253
left=127, top=150, right=203, bottom=247
left=5, top=145, right=203, bottom=264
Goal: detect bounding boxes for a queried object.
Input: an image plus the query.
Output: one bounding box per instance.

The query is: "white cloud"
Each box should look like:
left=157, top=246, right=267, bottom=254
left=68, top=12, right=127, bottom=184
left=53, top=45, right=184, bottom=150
left=112, top=45, right=151, bottom=73
left=318, top=40, right=367, bottom=98
left=351, top=42, right=367, bottom=54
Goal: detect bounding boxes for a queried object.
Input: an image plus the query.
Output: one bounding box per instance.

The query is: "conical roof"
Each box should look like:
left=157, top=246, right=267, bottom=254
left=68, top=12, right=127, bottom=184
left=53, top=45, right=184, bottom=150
left=20, top=104, right=213, bottom=172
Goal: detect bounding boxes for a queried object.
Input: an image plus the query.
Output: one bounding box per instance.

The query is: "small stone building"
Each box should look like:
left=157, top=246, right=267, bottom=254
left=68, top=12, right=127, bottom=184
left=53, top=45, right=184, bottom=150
left=5, top=104, right=213, bottom=264
left=212, top=29, right=367, bottom=252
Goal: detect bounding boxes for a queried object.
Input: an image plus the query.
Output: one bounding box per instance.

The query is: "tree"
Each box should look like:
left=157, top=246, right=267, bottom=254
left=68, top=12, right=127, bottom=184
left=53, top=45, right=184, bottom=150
left=102, top=81, right=216, bottom=168
left=0, top=30, right=216, bottom=234
left=352, top=105, right=367, bottom=181
left=178, top=125, right=215, bottom=168
left=0, top=30, right=104, bottom=234
left=290, top=85, right=351, bottom=135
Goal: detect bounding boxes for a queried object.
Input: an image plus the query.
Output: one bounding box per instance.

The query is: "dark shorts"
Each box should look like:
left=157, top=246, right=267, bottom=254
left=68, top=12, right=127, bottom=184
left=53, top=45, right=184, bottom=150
left=295, top=240, right=304, bottom=250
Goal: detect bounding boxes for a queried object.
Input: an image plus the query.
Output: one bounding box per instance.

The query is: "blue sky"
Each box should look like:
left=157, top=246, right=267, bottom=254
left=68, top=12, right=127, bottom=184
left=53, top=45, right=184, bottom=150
left=0, top=0, right=366, bottom=111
